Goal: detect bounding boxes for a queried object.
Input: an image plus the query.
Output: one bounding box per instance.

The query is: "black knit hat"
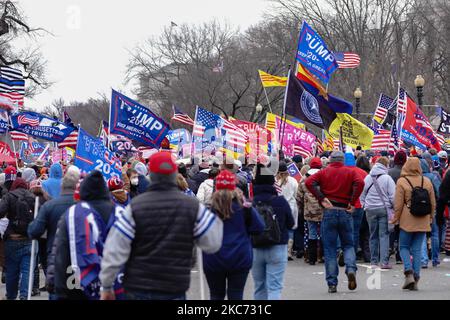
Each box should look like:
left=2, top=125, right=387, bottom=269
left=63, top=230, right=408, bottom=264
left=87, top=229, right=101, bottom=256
left=80, top=170, right=110, bottom=201
left=278, top=161, right=288, bottom=173
left=253, top=164, right=275, bottom=185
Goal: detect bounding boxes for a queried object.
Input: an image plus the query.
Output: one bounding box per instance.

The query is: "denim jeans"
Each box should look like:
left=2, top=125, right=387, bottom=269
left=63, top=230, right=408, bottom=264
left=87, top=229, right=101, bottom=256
left=366, top=208, right=390, bottom=265
left=321, top=209, right=357, bottom=287
left=125, top=290, right=186, bottom=300
left=352, top=208, right=364, bottom=253
left=307, top=221, right=320, bottom=240
left=4, top=239, right=32, bottom=300
left=421, top=218, right=440, bottom=266
left=205, top=270, right=249, bottom=300
left=252, top=245, right=288, bottom=300
left=399, top=230, right=426, bottom=278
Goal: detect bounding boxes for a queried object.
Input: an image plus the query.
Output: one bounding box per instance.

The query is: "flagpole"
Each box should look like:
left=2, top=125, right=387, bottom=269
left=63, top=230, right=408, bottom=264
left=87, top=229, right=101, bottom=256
left=279, top=69, right=292, bottom=156
left=262, top=86, right=273, bottom=114
left=108, top=90, right=113, bottom=151
left=27, top=196, right=39, bottom=300
left=190, top=106, right=199, bottom=164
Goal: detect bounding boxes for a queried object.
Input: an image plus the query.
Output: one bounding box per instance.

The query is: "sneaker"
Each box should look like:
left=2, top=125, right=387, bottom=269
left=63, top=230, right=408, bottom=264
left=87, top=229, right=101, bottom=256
left=380, top=264, right=392, bottom=270
left=432, top=261, right=440, bottom=267
left=296, top=251, right=304, bottom=259
left=421, top=264, right=428, bottom=269
left=338, top=251, right=345, bottom=267
left=288, top=256, right=294, bottom=261
left=31, top=289, right=40, bottom=297
left=347, top=272, right=357, bottom=291
left=328, top=285, right=337, bottom=293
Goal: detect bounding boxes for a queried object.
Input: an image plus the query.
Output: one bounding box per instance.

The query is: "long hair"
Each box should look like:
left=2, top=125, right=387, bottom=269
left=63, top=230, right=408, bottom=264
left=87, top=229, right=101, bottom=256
left=211, top=189, right=243, bottom=220
left=176, top=174, right=189, bottom=191
left=276, top=171, right=290, bottom=187
left=356, top=155, right=370, bottom=173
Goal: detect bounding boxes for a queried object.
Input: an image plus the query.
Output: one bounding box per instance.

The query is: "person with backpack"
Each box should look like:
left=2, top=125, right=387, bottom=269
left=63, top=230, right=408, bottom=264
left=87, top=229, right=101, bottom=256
left=390, top=157, right=435, bottom=291
left=0, top=178, right=36, bottom=300
left=360, top=157, right=396, bottom=269
left=251, top=164, right=294, bottom=300
left=305, top=151, right=364, bottom=294
left=203, top=170, right=264, bottom=300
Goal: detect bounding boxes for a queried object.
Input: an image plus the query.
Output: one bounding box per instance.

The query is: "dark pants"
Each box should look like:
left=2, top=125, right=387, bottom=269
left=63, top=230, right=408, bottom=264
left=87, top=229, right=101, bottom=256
left=205, top=270, right=249, bottom=300
left=4, top=239, right=32, bottom=300
left=125, top=289, right=186, bottom=300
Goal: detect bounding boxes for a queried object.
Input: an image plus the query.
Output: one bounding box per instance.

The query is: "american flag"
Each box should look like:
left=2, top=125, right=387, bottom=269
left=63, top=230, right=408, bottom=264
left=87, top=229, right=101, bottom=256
left=396, top=87, right=408, bottom=141
left=293, top=144, right=313, bottom=159
left=333, top=52, right=361, bottom=69
left=316, top=137, right=324, bottom=155
left=374, top=94, right=394, bottom=123
left=371, top=128, right=391, bottom=150
left=0, top=66, right=25, bottom=112
left=27, top=137, right=36, bottom=153
left=10, top=130, right=28, bottom=141
left=388, top=118, right=400, bottom=153
left=18, top=114, right=40, bottom=127
left=172, top=105, right=194, bottom=126
left=219, top=117, right=247, bottom=148
left=436, top=133, right=445, bottom=148
left=58, top=130, right=79, bottom=149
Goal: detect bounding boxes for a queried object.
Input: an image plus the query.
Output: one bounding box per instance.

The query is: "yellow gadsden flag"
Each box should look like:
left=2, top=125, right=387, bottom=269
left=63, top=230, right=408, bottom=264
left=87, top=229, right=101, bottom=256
left=258, top=70, right=288, bottom=88
left=328, top=113, right=374, bottom=150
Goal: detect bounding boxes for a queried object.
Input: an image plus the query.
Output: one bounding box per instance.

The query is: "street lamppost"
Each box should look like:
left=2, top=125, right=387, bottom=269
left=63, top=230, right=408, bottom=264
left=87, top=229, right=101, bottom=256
left=354, top=87, right=362, bottom=119
left=255, top=104, right=263, bottom=123
left=414, top=75, right=425, bottom=108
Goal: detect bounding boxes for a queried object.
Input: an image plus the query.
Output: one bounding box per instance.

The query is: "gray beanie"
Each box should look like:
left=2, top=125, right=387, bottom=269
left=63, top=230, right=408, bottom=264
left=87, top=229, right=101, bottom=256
left=329, top=151, right=345, bottom=163
left=22, top=168, right=37, bottom=183
left=61, top=171, right=80, bottom=191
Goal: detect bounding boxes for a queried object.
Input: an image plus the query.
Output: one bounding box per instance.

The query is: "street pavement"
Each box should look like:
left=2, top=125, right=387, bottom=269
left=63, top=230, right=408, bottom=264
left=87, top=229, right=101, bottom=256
left=2, top=254, right=450, bottom=300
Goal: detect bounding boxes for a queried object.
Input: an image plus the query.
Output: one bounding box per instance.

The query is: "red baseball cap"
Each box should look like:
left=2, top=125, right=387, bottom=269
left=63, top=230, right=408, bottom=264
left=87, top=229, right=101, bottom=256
left=107, top=176, right=124, bottom=191
left=215, top=170, right=236, bottom=191
left=148, top=151, right=177, bottom=175
left=309, top=157, right=323, bottom=169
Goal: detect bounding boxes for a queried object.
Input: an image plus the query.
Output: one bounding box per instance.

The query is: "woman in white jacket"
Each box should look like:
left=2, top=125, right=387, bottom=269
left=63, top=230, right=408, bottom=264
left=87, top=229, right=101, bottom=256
left=196, top=168, right=220, bottom=208
left=276, top=161, right=298, bottom=261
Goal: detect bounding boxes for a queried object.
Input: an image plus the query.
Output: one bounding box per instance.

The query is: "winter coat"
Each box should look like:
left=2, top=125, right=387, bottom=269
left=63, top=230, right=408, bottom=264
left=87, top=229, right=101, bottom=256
left=419, top=159, right=441, bottom=201
left=278, top=176, right=299, bottom=229
left=393, top=158, right=436, bottom=233
left=388, top=165, right=403, bottom=184
left=297, top=178, right=323, bottom=222
left=190, top=170, right=209, bottom=194
left=197, top=179, right=214, bottom=207
left=42, top=164, right=63, bottom=199
left=437, top=170, right=450, bottom=225
left=360, top=163, right=396, bottom=211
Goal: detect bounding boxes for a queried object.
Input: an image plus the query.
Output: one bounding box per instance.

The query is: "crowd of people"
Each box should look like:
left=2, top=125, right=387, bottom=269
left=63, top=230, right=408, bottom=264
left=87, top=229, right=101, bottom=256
left=0, top=146, right=448, bottom=300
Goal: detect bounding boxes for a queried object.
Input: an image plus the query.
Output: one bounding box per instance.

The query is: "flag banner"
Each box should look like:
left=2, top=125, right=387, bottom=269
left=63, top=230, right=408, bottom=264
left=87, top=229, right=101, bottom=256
left=258, top=70, right=288, bottom=87
left=265, top=112, right=305, bottom=130
left=296, top=21, right=339, bottom=84
left=401, top=93, right=441, bottom=151
left=9, top=130, right=28, bottom=141
left=374, top=94, right=394, bottom=124
left=333, top=52, right=361, bottom=69
left=0, top=141, right=14, bottom=157
left=19, top=141, right=49, bottom=164
left=370, top=129, right=391, bottom=150
left=172, top=106, right=194, bottom=126
left=58, top=130, right=79, bottom=149
left=275, top=116, right=315, bottom=158
left=11, top=111, right=76, bottom=143
left=438, top=108, right=450, bottom=134
left=284, top=71, right=337, bottom=130
left=296, top=64, right=353, bottom=115
left=230, top=119, right=271, bottom=162
left=0, top=110, right=9, bottom=134
left=111, top=140, right=137, bottom=155
left=0, top=66, right=25, bottom=112
left=110, top=90, right=170, bottom=147
left=328, top=113, right=374, bottom=149
left=75, top=128, right=122, bottom=180
left=388, top=117, right=400, bottom=153
left=287, top=162, right=302, bottom=182
left=167, top=129, right=191, bottom=153
left=51, top=148, right=68, bottom=164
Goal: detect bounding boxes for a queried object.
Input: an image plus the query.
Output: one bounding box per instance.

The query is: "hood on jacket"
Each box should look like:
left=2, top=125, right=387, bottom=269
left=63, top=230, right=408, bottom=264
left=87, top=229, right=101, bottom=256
left=80, top=170, right=110, bottom=201
left=420, top=159, right=431, bottom=174
left=11, top=178, right=28, bottom=191
left=49, top=163, right=63, bottom=179
left=370, top=162, right=388, bottom=176
left=401, top=157, right=422, bottom=177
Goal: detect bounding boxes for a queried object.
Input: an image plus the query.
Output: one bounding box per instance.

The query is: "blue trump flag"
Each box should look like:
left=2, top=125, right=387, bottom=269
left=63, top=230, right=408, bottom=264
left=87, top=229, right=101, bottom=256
left=110, top=90, right=170, bottom=147
left=75, top=127, right=122, bottom=180
left=296, top=21, right=339, bottom=84
left=11, top=111, right=76, bottom=142
left=19, top=141, right=49, bottom=164
left=0, top=110, right=9, bottom=134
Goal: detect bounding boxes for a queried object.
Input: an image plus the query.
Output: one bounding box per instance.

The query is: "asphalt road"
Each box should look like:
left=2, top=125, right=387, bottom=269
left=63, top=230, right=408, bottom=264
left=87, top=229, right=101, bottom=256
left=2, top=254, right=450, bottom=300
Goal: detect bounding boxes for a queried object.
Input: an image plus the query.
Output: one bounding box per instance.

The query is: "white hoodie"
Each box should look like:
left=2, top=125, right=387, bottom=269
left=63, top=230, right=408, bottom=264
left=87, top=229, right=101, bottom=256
left=279, top=176, right=299, bottom=229
left=197, top=179, right=214, bottom=206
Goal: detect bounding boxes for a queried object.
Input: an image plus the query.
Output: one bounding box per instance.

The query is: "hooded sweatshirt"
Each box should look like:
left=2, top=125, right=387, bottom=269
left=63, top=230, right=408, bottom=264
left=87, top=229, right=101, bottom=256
left=42, top=163, right=63, bottom=199
left=360, top=163, right=396, bottom=211
left=196, top=179, right=214, bottom=206
left=420, top=159, right=441, bottom=200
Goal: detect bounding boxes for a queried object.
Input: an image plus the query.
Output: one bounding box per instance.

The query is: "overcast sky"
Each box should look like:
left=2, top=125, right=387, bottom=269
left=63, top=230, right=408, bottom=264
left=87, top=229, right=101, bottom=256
left=17, top=0, right=271, bottom=110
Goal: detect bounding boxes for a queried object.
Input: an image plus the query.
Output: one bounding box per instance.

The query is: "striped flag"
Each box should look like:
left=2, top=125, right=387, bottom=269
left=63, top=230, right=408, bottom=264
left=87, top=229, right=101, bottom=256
left=0, top=66, right=25, bottom=112
left=436, top=133, right=445, bottom=148
left=58, top=130, right=79, bottom=149
left=18, top=113, right=40, bottom=127
left=371, top=129, right=391, bottom=150
left=333, top=52, right=361, bottom=69
left=316, top=138, right=324, bottom=155
left=374, top=94, right=394, bottom=124
left=220, top=117, right=248, bottom=148
left=10, top=130, right=28, bottom=141
left=388, top=118, right=400, bottom=153
left=172, top=106, right=194, bottom=126
left=293, top=144, right=313, bottom=159
left=258, top=70, right=288, bottom=87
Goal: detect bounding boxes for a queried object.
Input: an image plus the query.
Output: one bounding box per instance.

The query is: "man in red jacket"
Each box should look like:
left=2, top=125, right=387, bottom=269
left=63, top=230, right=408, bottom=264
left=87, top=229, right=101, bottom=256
left=305, top=151, right=364, bottom=294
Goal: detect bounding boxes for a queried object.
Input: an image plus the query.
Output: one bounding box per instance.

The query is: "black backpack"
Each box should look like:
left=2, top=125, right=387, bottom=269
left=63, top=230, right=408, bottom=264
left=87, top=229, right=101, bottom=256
left=9, top=191, right=35, bottom=236
left=403, top=177, right=432, bottom=217
left=251, top=196, right=281, bottom=248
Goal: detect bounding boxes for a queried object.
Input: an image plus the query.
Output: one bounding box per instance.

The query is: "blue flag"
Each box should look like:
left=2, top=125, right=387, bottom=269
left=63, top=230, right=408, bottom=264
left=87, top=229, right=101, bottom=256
left=19, top=141, right=49, bottom=164
left=75, top=127, right=122, bottom=180
left=110, top=90, right=170, bottom=147
left=296, top=21, right=338, bottom=84
left=0, top=110, right=9, bottom=134
left=11, top=111, right=76, bottom=142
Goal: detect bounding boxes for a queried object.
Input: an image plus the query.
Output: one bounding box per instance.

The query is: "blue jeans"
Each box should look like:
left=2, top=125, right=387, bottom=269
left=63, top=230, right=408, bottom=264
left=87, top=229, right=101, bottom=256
left=125, top=290, right=186, bottom=300
left=4, top=239, right=32, bottom=300
left=366, top=208, right=390, bottom=265
left=307, top=221, right=320, bottom=240
left=399, top=230, right=426, bottom=278
left=321, top=209, right=357, bottom=287
left=205, top=270, right=249, bottom=300
left=352, top=208, right=364, bottom=253
left=252, top=245, right=287, bottom=300
left=421, top=218, right=440, bottom=266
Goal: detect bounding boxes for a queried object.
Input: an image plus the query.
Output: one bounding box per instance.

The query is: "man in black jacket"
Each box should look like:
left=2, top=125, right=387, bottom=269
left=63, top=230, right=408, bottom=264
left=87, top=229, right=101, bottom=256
left=50, top=170, right=114, bottom=300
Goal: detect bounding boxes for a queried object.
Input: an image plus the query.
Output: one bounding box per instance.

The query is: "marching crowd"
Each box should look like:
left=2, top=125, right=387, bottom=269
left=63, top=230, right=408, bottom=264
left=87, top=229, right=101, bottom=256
left=0, top=146, right=449, bottom=300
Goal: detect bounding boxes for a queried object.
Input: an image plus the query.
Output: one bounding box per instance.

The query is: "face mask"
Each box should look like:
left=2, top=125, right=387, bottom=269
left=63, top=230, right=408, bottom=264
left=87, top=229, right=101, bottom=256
left=131, top=177, right=139, bottom=186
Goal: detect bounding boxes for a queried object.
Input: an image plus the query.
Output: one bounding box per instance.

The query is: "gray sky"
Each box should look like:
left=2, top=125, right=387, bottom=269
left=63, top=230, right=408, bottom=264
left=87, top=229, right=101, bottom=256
left=18, top=0, right=271, bottom=110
